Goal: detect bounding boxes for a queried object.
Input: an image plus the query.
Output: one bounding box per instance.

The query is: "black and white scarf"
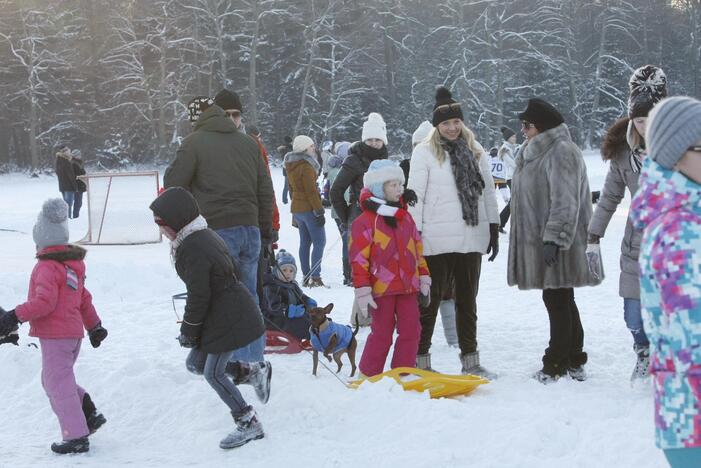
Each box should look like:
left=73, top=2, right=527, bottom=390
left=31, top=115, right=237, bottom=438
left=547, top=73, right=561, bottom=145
left=360, top=189, right=416, bottom=228
left=441, top=137, right=485, bottom=226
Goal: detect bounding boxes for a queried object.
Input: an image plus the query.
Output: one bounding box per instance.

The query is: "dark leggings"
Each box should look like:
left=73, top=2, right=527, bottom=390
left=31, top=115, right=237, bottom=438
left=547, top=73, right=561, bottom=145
left=541, top=288, right=586, bottom=375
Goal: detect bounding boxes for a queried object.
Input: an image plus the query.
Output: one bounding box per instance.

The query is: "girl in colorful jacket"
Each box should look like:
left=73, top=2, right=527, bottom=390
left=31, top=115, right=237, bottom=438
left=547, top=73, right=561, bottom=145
left=630, top=96, right=701, bottom=467
left=0, top=199, right=108, bottom=455
left=350, top=159, right=431, bottom=377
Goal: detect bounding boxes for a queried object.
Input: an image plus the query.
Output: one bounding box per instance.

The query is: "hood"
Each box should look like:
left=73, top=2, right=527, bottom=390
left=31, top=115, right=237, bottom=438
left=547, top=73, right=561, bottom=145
left=601, top=117, right=630, bottom=161
left=193, top=106, right=237, bottom=134
left=149, top=187, right=200, bottom=232
left=521, top=123, right=572, bottom=163
left=284, top=151, right=320, bottom=173
left=36, top=244, right=87, bottom=262
left=630, top=158, right=701, bottom=230
left=327, top=154, right=344, bottom=169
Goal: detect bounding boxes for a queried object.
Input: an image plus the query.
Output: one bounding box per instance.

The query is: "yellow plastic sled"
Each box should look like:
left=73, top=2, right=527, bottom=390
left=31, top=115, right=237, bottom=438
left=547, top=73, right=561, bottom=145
left=349, top=367, right=489, bottom=399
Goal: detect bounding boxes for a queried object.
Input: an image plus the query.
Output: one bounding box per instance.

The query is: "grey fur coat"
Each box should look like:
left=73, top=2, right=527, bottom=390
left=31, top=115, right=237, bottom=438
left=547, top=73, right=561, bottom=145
left=507, top=124, right=602, bottom=290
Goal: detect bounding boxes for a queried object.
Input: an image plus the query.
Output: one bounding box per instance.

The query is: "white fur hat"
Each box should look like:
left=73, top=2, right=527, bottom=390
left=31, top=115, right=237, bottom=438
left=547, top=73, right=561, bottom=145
left=412, top=120, right=433, bottom=144
left=292, top=135, right=315, bottom=153
left=361, top=112, right=388, bottom=145
left=363, top=159, right=405, bottom=198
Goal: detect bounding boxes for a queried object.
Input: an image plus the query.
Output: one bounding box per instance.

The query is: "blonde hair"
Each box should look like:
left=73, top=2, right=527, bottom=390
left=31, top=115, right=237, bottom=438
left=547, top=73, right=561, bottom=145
left=428, top=122, right=483, bottom=163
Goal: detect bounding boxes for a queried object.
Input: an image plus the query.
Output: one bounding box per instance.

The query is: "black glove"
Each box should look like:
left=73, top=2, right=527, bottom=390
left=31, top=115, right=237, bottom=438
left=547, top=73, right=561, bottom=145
left=419, top=292, right=431, bottom=308
left=178, top=334, right=199, bottom=348
left=0, top=309, right=19, bottom=337
left=260, top=227, right=273, bottom=246
left=543, top=243, right=559, bottom=267
left=487, top=224, right=499, bottom=262
left=0, top=330, right=18, bottom=346
left=314, top=209, right=326, bottom=227
left=88, top=323, right=108, bottom=348
left=402, top=189, right=418, bottom=207
left=271, top=230, right=279, bottom=244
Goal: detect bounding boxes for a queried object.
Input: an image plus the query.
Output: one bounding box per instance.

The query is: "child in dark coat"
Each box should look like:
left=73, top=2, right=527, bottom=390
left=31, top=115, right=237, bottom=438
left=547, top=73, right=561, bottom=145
left=0, top=198, right=108, bottom=454
left=149, top=187, right=269, bottom=450
left=263, top=250, right=315, bottom=340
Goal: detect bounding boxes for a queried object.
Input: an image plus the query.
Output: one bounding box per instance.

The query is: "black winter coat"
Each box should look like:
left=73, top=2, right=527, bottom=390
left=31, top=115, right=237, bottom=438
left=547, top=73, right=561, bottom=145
left=56, top=154, right=77, bottom=192
left=175, top=229, right=265, bottom=353
left=262, top=272, right=312, bottom=340
left=329, top=142, right=387, bottom=225
left=72, top=160, right=87, bottom=192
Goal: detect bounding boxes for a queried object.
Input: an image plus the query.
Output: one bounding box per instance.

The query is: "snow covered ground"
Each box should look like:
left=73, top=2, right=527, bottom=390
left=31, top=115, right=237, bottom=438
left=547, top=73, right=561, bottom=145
left=0, top=152, right=668, bottom=467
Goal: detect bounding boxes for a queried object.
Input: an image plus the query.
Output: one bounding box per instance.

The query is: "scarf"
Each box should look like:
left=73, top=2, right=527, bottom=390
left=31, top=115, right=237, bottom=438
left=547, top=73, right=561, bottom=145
left=170, top=215, right=208, bottom=262
left=360, top=188, right=416, bottom=228
left=441, top=137, right=485, bottom=226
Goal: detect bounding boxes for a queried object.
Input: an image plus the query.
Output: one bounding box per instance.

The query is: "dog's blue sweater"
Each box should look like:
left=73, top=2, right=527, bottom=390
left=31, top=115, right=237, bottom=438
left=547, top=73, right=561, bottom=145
left=310, top=319, right=353, bottom=354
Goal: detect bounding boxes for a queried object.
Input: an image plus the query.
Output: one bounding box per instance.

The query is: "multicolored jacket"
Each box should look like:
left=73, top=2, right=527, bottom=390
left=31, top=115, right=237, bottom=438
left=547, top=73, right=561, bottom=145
left=630, top=158, right=701, bottom=449
left=350, top=189, right=429, bottom=297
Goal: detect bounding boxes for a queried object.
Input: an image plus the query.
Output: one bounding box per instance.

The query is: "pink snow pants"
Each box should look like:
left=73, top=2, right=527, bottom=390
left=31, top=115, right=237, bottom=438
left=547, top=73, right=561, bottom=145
left=40, top=338, right=89, bottom=440
left=359, top=293, right=421, bottom=377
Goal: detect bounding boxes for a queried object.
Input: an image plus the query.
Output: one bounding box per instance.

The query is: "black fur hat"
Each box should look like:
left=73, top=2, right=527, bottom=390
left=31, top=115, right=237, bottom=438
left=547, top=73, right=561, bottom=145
left=628, top=65, right=667, bottom=119
left=518, top=98, right=564, bottom=132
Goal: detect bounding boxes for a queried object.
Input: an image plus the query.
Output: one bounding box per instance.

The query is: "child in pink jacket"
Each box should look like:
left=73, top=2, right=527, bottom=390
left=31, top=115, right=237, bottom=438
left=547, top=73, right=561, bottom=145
left=0, top=198, right=108, bottom=454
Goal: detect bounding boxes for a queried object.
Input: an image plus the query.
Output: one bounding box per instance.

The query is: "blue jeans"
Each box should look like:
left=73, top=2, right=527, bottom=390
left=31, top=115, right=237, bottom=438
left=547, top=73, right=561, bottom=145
left=293, top=211, right=326, bottom=279
left=624, top=298, right=649, bottom=347
left=186, top=349, right=248, bottom=417
left=664, top=447, right=701, bottom=467
left=215, top=226, right=265, bottom=362
left=61, top=191, right=75, bottom=219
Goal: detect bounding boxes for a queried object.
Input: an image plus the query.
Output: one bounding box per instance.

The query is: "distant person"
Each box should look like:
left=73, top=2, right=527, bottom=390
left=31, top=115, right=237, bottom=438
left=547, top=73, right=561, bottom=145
left=70, top=149, right=86, bottom=219
left=279, top=136, right=293, bottom=205
left=55, top=146, right=79, bottom=218
left=164, top=95, right=273, bottom=363
left=497, top=126, right=518, bottom=233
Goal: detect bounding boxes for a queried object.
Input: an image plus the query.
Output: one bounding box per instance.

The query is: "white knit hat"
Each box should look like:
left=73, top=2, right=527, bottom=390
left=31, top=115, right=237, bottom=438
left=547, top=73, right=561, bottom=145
left=33, top=198, right=69, bottom=250
left=361, top=112, right=388, bottom=145
left=412, top=121, right=433, bottom=145
left=292, top=135, right=315, bottom=153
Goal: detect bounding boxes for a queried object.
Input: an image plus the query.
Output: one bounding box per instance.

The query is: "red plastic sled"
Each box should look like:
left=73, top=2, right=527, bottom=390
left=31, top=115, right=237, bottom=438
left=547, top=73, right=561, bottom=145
left=265, top=330, right=312, bottom=354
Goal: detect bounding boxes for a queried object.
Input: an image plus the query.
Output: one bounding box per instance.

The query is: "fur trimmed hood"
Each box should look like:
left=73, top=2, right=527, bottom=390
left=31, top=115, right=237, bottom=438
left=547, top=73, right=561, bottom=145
left=601, top=117, right=630, bottom=161
left=36, top=244, right=87, bottom=262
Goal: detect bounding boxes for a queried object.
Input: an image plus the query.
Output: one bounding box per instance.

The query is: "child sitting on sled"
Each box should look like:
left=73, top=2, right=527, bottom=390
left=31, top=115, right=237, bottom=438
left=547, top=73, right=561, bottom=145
left=262, top=249, right=316, bottom=341
left=0, top=198, right=108, bottom=455
left=350, top=160, right=431, bottom=377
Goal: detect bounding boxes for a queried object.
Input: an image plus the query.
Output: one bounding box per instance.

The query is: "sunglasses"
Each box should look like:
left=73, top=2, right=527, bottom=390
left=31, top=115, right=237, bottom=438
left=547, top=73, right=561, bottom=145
left=225, top=111, right=241, bottom=118
left=521, top=121, right=534, bottom=129
left=434, top=103, right=461, bottom=114
left=688, top=145, right=701, bottom=153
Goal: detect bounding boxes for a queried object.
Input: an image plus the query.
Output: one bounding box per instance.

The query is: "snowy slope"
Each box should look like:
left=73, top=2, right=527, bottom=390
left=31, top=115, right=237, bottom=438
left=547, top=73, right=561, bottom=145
left=0, top=152, right=667, bottom=467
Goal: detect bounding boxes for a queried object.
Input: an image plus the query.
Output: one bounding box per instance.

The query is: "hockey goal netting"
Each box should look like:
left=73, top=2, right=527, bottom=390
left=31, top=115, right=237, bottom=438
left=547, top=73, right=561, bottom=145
left=77, top=171, right=162, bottom=245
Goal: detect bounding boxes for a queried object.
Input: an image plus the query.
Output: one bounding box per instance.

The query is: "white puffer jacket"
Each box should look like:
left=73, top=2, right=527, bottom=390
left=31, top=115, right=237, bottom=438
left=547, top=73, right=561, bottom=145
left=408, top=140, right=499, bottom=256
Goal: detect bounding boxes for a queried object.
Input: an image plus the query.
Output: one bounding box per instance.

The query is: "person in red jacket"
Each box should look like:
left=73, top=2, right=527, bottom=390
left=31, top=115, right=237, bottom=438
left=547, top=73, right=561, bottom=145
left=0, top=198, right=107, bottom=454
left=350, top=160, right=431, bottom=377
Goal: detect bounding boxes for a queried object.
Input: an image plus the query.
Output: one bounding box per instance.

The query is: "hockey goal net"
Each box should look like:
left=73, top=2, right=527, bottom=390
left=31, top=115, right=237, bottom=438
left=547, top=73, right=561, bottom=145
left=77, top=171, right=162, bottom=245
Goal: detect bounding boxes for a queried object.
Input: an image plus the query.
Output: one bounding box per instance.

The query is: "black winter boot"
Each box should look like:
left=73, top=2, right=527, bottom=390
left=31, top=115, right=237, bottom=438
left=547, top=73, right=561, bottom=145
left=82, top=393, right=106, bottom=434
left=51, top=436, right=89, bottom=454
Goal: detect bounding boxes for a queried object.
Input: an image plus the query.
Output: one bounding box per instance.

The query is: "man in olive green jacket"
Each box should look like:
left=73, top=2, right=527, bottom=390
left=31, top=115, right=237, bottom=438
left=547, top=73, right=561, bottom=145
left=164, top=102, right=274, bottom=361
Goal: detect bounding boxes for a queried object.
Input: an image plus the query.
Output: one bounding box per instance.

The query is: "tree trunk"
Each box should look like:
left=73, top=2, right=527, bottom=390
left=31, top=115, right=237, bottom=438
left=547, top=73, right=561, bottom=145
left=294, top=38, right=316, bottom=137
left=586, top=7, right=609, bottom=149
left=249, top=3, right=261, bottom=125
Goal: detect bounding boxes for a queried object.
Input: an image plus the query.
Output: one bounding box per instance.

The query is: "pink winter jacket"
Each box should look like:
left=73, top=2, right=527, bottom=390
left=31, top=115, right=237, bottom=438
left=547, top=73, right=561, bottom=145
left=14, top=245, right=101, bottom=339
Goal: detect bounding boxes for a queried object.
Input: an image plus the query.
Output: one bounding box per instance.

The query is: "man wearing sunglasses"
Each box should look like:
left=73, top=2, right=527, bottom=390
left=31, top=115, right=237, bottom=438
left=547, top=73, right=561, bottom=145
left=164, top=91, right=274, bottom=363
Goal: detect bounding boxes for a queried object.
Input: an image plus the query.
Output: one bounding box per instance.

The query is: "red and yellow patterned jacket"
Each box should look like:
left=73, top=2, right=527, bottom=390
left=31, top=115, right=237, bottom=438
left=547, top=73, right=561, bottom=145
left=350, top=189, right=429, bottom=296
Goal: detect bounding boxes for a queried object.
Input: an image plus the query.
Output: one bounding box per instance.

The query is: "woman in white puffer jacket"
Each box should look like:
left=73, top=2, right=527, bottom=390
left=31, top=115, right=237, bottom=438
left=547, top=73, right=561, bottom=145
left=408, top=86, right=500, bottom=378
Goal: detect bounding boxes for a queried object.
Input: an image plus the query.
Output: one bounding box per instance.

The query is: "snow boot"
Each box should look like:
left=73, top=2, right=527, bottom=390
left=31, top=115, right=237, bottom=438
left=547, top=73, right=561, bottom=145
left=460, top=352, right=497, bottom=380
left=219, top=407, right=264, bottom=449
left=307, top=277, right=326, bottom=288
left=631, top=345, right=650, bottom=382
left=51, top=436, right=89, bottom=454
left=567, top=366, right=587, bottom=382
left=567, top=351, right=588, bottom=381
left=249, top=361, right=272, bottom=404
left=82, top=393, right=106, bottom=435
left=533, top=369, right=560, bottom=384
left=416, top=353, right=435, bottom=372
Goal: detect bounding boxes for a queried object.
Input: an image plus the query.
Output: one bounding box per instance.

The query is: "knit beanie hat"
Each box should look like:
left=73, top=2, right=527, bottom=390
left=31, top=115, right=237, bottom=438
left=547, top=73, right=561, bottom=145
left=412, top=120, right=433, bottom=144
left=149, top=187, right=200, bottom=232
left=292, top=135, right=315, bottom=153
left=214, top=89, right=242, bottom=112
left=628, top=65, right=667, bottom=119
left=361, top=113, right=388, bottom=145
left=275, top=249, right=297, bottom=280
left=363, top=159, right=405, bottom=198
left=500, top=126, right=516, bottom=140
left=187, top=96, right=214, bottom=123
left=432, top=87, right=464, bottom=127
left=518, top=98, right=564, bottom=132
left=33, top=198, right=69, bottom=250
left=646, top=96, right=701, bottom=170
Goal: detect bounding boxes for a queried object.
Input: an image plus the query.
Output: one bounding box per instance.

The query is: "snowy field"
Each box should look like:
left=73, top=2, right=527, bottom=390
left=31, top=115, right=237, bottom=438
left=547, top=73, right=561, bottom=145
left=0, top=152, right=668, bottom=468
